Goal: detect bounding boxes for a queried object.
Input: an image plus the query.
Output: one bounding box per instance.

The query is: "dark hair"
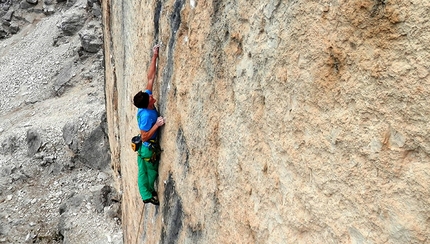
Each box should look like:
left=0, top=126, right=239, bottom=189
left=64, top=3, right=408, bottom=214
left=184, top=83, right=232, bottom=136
left=133, top=91, right=149, bottom=108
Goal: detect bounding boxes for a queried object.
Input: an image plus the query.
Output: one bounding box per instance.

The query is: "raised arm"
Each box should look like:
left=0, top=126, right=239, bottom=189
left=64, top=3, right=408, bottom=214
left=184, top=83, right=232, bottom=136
left=146, top=45, right=159, bottom=92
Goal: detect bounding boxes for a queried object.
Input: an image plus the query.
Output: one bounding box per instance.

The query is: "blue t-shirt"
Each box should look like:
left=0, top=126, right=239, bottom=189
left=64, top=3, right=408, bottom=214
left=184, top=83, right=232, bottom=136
left=136, top=90, right=158, bottom=140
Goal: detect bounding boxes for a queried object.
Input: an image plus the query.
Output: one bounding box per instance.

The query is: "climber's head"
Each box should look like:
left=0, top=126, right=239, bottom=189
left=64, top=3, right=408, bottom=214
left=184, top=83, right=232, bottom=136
left=133, top=91, right=149, bottom=108
left=148, top=93, right=156, bottom=107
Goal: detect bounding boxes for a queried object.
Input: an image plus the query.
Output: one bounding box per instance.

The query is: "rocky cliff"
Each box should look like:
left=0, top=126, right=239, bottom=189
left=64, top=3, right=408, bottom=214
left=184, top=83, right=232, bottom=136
left=103, top=0, right=430, bottom=243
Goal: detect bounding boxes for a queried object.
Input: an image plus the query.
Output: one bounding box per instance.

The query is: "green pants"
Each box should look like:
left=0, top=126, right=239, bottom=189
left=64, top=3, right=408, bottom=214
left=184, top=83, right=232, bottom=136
left=137, top=145, right=159, bottom=201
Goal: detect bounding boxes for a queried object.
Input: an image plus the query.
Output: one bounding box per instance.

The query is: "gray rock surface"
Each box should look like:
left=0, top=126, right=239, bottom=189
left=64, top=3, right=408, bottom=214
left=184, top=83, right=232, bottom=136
left=79, top=28, right=103, bottom=53
left=0, top=0, right=122, bottom=243
left=59, top=9, right=86, bottom=36
left=78, top=117, right=111, bottom=170
left=26, top=128, right=41, bottom=156
left=62, top=121, right=79, bottom=153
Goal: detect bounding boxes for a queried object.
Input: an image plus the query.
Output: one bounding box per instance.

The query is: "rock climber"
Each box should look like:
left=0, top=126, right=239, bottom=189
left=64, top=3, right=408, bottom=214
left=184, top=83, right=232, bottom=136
left=133, top=44, right=165, bottom=205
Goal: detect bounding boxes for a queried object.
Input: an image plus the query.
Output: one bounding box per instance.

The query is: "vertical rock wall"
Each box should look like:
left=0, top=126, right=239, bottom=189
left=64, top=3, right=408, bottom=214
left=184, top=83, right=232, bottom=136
left=102, top=0, right=430, bottom=243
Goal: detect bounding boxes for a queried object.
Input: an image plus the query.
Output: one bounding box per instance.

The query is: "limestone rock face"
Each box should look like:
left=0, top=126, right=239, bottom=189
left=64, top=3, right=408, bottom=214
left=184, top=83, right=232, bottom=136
left=102, top=0, right=430, bottom=243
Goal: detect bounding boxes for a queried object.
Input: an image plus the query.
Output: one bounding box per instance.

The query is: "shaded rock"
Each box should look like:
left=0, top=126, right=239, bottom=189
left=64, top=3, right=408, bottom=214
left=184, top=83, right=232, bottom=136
left=0, top=26, right=7, bottom=38
left=0, top=221, right=9, bottom=236
left=26, top=129, right=41, bottom=156
left=62, top=121, right=79, bottom=153
left=34, top=152, right=45, bottom=159
left=1, top=2, right=11, bottom=12
left=105, top=202, right=121, bottom=219
left=0, top=166, right=12, bottom=177
left=90, top=3, right=100, bottom=17
left=42, top=0, right=55, bottom=13
left=68, top=194, right=84, bottom=208
left=20, top=0, right=34, bottom=9
left=59, top=9, right=86, bottom=36
left=87, top=0, right=100, bottom=17
left=86, top=0, right=99, bottom=7
left=31, top=4, right=44, bottom=14
left=58, top=194, right=85, bottom=241
left=2, top=9, right=13, bottom=21
left=79, top=29, right=102, bottom=53
left=26, top=0, right=37, bottom=4
left=22, top=165, right=38, bottom=179
left=0, top=135, right=18, bottom=155
left=53, top=61, right=73, bottom=96
left=59, top=193, right=84, bottom=215
left=9, top=22, right=19, bottom=34
left=47, top=162, right=63, bottom=174
left=97, top=172, right=108, bottom=181
left=92, top=185, right=113, bottom=213
left=43, top=155, right=55, bottom=163
left=0, top=190, right=5, bottom=200
left=1, top=20, right=9, bottom=26
left=79, top=120, right=110, bottom=170
left=43, top=0, right=55, bottom=5
left=65, top=0, right=77, bottom=7
left=24, top=95, right=40, bottom=105
left=42, top=0, right=56, bottom=14
left=161, top=174, right=183, bottom=244
left=59, top=203, right=67, bottom=215
left=57, top=216, right=69, bottom=241
left=52, top=32, right=67, bottom=47
left=11, top=170, right=27, bottom=182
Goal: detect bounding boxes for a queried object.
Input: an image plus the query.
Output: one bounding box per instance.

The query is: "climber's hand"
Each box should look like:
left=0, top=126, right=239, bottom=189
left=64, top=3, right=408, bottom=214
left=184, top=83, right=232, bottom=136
left=156, top=116, right=165, bottom=127
left=153, top=44, right=159, bottom=56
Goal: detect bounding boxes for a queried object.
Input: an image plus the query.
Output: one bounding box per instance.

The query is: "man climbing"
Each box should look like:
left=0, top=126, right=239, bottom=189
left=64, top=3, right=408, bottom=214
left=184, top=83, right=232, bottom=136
left=133, top=44, right=165, bottom=205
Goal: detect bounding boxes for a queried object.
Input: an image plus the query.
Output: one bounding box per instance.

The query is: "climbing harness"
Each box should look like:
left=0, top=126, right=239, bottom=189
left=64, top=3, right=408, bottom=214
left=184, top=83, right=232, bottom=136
left=132, top=135, right=162, bottom=163
left=141, top=139, right=162, bottom=163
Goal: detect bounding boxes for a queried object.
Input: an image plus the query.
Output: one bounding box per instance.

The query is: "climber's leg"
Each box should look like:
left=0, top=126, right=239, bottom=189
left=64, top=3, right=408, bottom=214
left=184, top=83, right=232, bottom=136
left=137, top=146, right=154, bottom=201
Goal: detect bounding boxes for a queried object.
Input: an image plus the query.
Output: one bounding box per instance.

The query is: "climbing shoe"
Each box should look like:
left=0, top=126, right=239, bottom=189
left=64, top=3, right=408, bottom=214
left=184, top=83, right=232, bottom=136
left=152, top=191, right=159, bottom=201
left=143, top=196, right=159, bottom=205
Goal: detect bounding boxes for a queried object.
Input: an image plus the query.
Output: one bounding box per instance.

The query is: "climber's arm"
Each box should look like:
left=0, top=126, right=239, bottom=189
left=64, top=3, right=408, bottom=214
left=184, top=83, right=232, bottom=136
left=140, top=116, right=165, bottom=142
left=146, top=45, right=159, bottom=92
left=140, top=127, right=158, bottom=142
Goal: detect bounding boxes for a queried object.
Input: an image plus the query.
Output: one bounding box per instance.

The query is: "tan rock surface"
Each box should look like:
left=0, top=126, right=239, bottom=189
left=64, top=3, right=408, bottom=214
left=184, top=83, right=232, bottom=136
left=103, top=0, right=430, bottom=243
